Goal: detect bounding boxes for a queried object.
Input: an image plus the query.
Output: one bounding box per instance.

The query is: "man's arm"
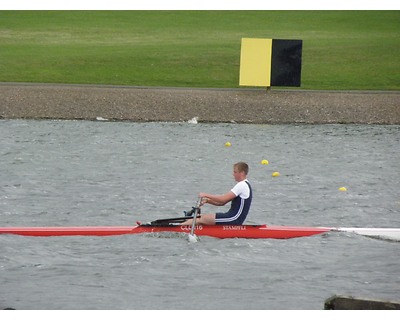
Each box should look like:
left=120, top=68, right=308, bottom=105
left=199, top=191, right=236, bottom=206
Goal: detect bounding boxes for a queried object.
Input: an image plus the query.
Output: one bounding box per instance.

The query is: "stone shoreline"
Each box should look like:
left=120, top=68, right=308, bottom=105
left=1, top=83, right=399, bottom=124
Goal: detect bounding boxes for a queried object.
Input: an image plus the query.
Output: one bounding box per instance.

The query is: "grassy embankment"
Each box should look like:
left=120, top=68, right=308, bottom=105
left=0, top=11, right=399, bottom=90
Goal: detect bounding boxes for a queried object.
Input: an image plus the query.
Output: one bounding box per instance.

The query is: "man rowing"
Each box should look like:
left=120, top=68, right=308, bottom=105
left=182, top=162, right=252, bottom=226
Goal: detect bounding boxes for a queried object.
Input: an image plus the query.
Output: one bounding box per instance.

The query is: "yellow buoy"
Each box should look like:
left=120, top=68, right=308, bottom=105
left=272, top=171, right=280, bottom=177
left=224, top=142, right=231, bottom=147
left=339, top=187, right=347, bottom=192
left=261, top=159, right=269, bottom=165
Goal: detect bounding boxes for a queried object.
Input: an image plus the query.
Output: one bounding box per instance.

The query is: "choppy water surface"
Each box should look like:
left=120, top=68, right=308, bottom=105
left=0, top=120, right=399, bottom=310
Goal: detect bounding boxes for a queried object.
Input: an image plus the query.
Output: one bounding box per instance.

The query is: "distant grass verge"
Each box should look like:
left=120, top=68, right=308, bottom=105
left=0, top=11, right=399, bottom=90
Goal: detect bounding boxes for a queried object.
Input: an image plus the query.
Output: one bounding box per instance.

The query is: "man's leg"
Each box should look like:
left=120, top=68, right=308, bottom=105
left=181, top=213, right=216, bottom=225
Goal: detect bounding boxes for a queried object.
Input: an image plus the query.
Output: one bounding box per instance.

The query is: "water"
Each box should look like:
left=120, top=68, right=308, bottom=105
left=0, top=120, right=399, bottom=310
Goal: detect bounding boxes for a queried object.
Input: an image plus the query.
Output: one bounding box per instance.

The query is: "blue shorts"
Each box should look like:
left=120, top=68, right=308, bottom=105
left=215, top=211, right=247, bottom=225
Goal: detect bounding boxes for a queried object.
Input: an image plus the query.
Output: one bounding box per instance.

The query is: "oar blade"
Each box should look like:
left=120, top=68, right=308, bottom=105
left=188, top=233, right=199, bottom=243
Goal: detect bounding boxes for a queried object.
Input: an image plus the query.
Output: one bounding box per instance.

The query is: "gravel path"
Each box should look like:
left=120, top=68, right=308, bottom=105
left=1, top=83, right=399, bottom=124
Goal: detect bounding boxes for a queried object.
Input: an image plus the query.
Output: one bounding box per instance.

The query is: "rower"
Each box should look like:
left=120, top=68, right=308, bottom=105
left=181, top=162, right=252, bottom=226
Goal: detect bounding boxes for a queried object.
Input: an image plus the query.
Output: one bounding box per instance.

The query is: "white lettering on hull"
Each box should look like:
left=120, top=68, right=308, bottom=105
left=180, top=225, right=203, bottom=231
left=223, top=226, right=246, bottom=230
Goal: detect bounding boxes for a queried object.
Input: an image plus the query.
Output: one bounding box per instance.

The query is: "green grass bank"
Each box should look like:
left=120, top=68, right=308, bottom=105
left=0, top=11, right=399, bottom=90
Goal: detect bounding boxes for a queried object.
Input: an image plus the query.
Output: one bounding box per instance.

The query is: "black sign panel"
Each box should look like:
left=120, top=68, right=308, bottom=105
left=271, top=39, right=302, bottom=87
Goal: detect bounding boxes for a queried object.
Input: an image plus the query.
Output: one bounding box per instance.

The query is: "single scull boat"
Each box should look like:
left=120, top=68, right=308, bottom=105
left=1, top=224, right=399, bottom=240
left=0, top=224, right=331, bottom=239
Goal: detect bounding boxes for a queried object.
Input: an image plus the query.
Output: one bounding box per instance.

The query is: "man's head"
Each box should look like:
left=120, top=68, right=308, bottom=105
left=233, top=162, right=249, bottom=181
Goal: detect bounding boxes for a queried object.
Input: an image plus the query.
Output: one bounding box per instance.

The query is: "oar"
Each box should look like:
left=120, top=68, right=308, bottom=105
left=188, top=198, right=202, bottom=243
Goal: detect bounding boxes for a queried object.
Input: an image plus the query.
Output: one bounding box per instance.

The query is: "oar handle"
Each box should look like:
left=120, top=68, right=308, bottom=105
left=195, top=197, right=202, bottom=208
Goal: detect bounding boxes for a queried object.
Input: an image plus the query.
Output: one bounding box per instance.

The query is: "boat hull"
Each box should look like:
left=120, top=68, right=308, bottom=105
left=336, top=227, right=400, bottom=241
left=0, top=225, right=331, bottom=239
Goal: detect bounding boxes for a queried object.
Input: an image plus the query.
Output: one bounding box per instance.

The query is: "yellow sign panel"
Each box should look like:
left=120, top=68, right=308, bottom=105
left=239, top=38, right=272, bottom=87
